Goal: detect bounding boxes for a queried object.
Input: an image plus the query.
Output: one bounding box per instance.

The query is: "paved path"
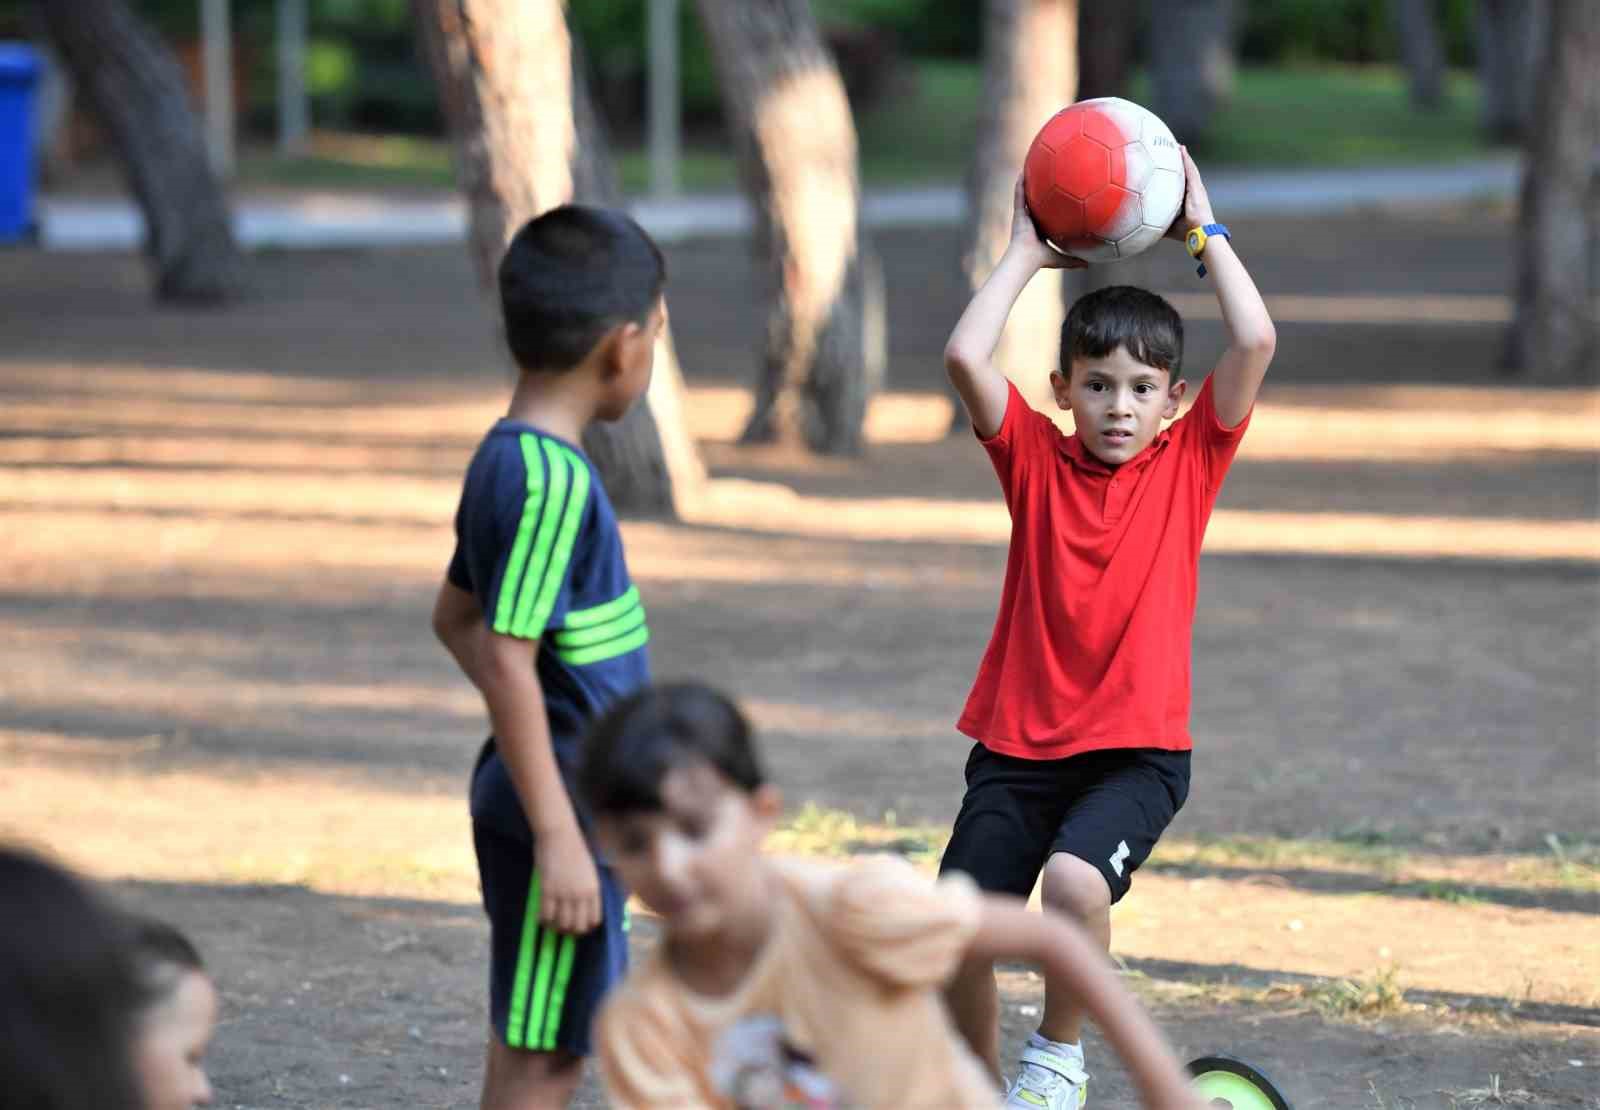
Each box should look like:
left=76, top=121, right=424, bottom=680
left=34, top=157, right=1520, bottom=252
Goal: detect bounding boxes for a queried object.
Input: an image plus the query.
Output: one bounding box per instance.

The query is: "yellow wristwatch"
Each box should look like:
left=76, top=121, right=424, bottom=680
left=1185, top=223, right=1229, bottom=277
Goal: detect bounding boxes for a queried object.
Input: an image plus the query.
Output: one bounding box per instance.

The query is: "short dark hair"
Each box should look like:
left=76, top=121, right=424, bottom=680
left=0, top=846, right=146, bottom=1110
left=127, top=916, right=205, bottom=1011
left=1060, top=285, right=1183, bottom=379
left=498, top=204, right=666, bottom=374
left=580, top=683, right=765, bottom=817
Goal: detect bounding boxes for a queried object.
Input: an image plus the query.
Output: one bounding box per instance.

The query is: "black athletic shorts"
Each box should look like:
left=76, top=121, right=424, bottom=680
left=473, top=752, right=628, bottom=1057
left=938, top=743, right=1190, bottom=904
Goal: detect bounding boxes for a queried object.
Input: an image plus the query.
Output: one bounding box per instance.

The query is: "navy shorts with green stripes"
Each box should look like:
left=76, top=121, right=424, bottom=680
left=474, top=821, right=628, bottom=1057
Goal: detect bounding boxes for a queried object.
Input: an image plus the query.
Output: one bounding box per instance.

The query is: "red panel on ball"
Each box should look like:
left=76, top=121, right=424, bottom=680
left=1023, top=109, right=1086, bottom=243
left=1057, top=137, right=1110, bottom=201
left=1079, top=106, right=1129, bottom=152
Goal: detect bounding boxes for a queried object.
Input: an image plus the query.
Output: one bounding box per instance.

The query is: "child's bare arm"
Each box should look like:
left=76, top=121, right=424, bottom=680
left=477, top=633, right=603, bottom=935
left=431, top=579, right=487, bottom=681
left=1167, top=148, right=1276, bottom=428
left=945, top=176, right=1086, bottom=438
left=965, top=897, right=1205, bottom=1110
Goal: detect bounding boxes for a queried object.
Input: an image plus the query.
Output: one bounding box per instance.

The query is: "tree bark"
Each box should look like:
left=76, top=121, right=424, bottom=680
left=1077, top=0, right=1135, bottom=101
left=1146, top=0, right=1234, bottom=142
left=1477, top=0, right=1547, bottom=143
left=1506, top=0, right=1599, bottom=382
left=412, top=0, right=703, bottom=516
left=38, top=0, right=245, bottom=303
left=1391, top=0, right=1445, bottom=109
left=693, top=0, right=884, bottom=455
left=956, top=0, right=1077, bottom=431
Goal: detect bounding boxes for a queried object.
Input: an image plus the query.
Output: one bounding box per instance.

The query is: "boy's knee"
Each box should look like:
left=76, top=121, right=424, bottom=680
left=1040, top=852, right=1111, bottom=921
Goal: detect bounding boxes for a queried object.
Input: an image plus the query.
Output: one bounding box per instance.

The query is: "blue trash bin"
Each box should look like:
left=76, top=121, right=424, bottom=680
left=0, top=43, right=41, bottom=243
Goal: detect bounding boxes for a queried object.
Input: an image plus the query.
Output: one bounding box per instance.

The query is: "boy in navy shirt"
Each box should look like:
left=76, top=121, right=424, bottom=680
left=431, top=205, right=665, bottom=1107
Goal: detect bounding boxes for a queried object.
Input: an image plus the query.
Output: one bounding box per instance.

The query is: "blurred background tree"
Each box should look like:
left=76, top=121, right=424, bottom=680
left=36, top=0, right=245, bottom=302
left=411, top=0, right=703, bottom=515
left=694, top=0, right=885, bottom=454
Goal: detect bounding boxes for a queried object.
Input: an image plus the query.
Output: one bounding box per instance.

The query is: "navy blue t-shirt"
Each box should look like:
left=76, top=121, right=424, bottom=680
left=448, top=420, right=650, bottom=841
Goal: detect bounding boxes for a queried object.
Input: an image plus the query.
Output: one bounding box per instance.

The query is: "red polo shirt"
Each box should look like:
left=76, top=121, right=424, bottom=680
left=957, top=375, right=1250, bottom=760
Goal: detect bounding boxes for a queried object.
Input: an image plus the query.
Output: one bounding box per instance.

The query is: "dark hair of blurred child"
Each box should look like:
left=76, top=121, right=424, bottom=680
left=0, top=845, right=146, bottom=1109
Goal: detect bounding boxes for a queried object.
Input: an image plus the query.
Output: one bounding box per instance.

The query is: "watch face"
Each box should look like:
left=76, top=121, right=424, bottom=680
left=1187, top=230, right=1202, bottom=253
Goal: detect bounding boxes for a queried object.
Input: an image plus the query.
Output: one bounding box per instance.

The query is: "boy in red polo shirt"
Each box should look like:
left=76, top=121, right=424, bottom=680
left=940, top=147, right=1277, bottom=1109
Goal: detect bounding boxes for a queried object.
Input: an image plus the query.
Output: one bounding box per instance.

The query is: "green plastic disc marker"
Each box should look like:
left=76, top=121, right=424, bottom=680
left=1187, top=1055, right=1292, bottom=1110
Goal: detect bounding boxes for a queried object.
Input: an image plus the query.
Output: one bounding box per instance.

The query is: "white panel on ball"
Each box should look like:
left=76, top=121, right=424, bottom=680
left=1139, top=167, right=1185, bottom=234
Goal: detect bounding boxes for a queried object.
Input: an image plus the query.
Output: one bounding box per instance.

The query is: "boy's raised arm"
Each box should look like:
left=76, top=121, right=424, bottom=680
left=945, top=176, right=1085, bottom=439
left=966, top=896, right=1206, bottom=1110
left=1168, top=147, right=1276, bottom=428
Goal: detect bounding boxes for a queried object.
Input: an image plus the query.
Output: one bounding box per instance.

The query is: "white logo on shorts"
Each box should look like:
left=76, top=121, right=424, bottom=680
left=1109, top=840, right=1131, bottom=877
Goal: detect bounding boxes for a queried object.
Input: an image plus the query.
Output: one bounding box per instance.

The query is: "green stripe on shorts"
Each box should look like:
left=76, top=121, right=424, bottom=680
left=504, top=871, right=541, bottom=1048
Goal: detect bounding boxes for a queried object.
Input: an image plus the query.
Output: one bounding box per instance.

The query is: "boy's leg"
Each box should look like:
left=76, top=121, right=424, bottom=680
left=1035, top=749, right=1190, bottom=1049
left=481, top=1041, right=581, bottom=1109
left=475, top=822, right=631, bottom=1109
left=938, top=743, right=1066, bottom=1083
left=1036, top=852, right=1112, bottom=1045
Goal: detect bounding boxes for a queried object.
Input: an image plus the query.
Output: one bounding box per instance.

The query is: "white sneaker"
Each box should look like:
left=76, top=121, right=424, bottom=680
left=1004, top=1042, right=1088, bottom=1109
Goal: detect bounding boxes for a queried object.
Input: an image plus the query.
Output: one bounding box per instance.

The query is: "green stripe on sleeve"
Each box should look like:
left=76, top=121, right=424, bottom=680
left=562, top=585, right=641, bottom=630
left=554, top=624, right=650, bottom=667
left=551, top=603, right=645, bottom=648
left=524, top=928, right=560, bottom=1049
left=524, top=443, right=591, bottom=637
left=491, top=435, right=547, bottom=635
left=509, top=440, right=570, bottom=637
left=539, top=935, right=578, bottom=1050
left=504, top=871, right=542, bottom=1048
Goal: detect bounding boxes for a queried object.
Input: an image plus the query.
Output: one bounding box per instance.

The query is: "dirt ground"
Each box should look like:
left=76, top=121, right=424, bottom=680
left=2, top=206, right=1597, bottom=1109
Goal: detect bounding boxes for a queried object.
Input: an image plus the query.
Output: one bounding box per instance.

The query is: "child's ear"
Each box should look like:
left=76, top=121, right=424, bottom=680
left=1163, top=375, right=1187, bottom=419
left=1049, top=369, right=1071, bottom=410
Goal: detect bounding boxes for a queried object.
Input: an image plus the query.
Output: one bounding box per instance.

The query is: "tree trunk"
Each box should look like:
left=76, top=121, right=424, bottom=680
left=1477, top=0, right=1547, bottom=143
left=412, top=0, right=703, bottom=516
left=693, top=0, right=884, bottom=455
left=1391, top=0, right=1444, bottom=109
left=38, top=0, right=245, bottom=303
left=1146, top=0, right=1234, bottom=143
left=1505, top=0, right=1599, bottom=382
left=1077, top=0, right=1135, bottom=101
left=955, top=0, right=1077, bottom=432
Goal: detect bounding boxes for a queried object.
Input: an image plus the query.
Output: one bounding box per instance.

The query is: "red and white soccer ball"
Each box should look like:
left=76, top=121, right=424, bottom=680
left=1022, top=97, right=1185, bottom=263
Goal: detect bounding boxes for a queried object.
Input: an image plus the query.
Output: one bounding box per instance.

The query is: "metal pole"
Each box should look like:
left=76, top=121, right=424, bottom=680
left=277, top=0, right=309, bottom=156
left=201, top=0, right=234, bottom=177
left=647, top=0, right=680, bottom=197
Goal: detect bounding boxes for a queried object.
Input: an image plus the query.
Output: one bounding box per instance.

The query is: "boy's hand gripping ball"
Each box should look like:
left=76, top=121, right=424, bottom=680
left=1023, top=97, right=1185, bottom=263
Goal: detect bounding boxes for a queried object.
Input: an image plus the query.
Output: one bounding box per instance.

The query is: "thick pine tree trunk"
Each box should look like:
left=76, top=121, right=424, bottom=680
left=1146, top=0, right=1233, bottom=142
left=39, top=0, right=245, bottom=303
left=693, top=0, right=884, bottom=455
left=1391, top=0, right=1444, bottom=109
left=1077, top=1, right=1135, bottom=101
left=956, top=0, right=1077, bottom=431
left=1477, top=0, right=1547, bottom=142
left=1505, top=0, right=1599, bottom=382
left=412, top=0, right=703, bottom=516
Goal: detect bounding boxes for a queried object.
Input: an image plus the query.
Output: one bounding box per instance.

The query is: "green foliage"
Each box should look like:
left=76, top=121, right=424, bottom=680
left=1237, top=0, right=1481, bottom=67
left=568, top=0, right=722, bottom=124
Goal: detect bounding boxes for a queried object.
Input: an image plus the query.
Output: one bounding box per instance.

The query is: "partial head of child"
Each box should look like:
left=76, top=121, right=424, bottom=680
left=578, top=683, right=780, bottom=946
left=127, top=917, right=217, bottom=1110
left=0, top=846, right=147, bottom=1110
left=1050, top=284, right=1187, bottom=466
left=498, top=204, right=667, bottom=422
